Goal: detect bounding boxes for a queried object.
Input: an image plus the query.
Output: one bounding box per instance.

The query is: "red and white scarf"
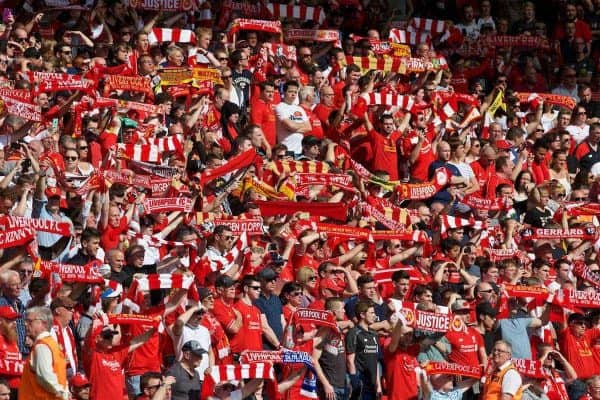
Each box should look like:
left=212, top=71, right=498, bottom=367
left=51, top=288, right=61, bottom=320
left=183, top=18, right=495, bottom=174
left=148, top=28, right=196, bottom=45
left=389, top=28, right=431, bottom=45
left=142, top=197, right=193, bottom=214
left=266, top=3, right=325, bottom=24
left=116, top=143, right=161, bottom=163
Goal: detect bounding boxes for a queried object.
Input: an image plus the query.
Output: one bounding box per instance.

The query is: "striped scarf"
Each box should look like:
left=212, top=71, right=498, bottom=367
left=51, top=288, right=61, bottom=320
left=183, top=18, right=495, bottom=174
left=148, top=28, right=196, bottom=45
left=266, top=3, right=325, bottom=24
left=388, top=29, right=431, bottom=45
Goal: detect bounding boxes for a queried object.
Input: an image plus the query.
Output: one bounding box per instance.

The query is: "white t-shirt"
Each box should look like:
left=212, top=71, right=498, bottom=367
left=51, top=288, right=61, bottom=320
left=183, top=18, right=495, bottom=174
left=500, top=362, right=523, bottom=395
left=275, top=102, right=309, bottom=154
left=173, top=324, right=211, bottom=380
left=566, top=124, right=589, bottom=144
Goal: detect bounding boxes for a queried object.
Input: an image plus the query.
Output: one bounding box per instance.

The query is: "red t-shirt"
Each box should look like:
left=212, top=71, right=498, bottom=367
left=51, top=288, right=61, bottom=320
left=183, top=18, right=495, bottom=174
left=368, top=128, right=402, bottom=181
left=385, top=344, right=420, bottom=400
left=89, top=345, right=130, bottom=400
left=230, top=301, right=263, bottom=354
left=0, top=335, right=21, bottom=389
left=485, top=174, right=514, bottom=199
left=125, top=307, right=163, bottom=376
left=101, top=216, right=128, bottom=251
left=300, top=105, right=325, bottom=139
left=445, top=327, right=483, bottom=367
left=470, top=160, right=495, bottom=195
left=559, top=327, right=600, bottom=379
left=212, top=298, right=237, bottom=334
left=250, top=97, right=277, bottom=146
left=401, top=129, right=436, bottom=182
left=313, top=103, right=334, bottom=127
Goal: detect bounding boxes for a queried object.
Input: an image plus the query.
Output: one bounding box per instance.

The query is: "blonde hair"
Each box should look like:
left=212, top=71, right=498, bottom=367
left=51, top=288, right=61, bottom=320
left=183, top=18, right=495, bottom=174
left=296, top=267, right=315, bottom=284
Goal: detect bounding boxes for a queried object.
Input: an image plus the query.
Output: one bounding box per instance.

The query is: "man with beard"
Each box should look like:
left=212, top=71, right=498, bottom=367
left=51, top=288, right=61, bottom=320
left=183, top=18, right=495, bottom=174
left=0, top=306, right=22, bottom=396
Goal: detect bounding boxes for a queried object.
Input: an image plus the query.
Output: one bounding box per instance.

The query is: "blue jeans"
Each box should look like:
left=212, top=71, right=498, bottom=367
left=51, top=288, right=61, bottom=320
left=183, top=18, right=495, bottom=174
left=334, top=386, right=348, bottom=400
left=126, top=375, right=141, bottom=398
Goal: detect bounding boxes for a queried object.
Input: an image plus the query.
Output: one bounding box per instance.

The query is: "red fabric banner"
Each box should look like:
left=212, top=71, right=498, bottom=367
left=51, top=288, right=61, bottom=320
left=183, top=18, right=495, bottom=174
left=291, top=308, right=337, bottom=330
left=127, top=0, right=197, bottom=11
left=516, top=93, right=577, bottom=110
left=36, top=260, right=104, bottom=283
left=521, top=227, right=597, bottom=240
left=107, top=313, right=161, bottom=327
left=212, top=218, right=263, bottom=235
left=103, top=75, right=153, bottom=98
left=295, top=173, right=354, bottom=191
left=511, top=359, right=546, bottom=379
left=285, top=29, right=340, bottom=42
left=143, top=197, right=193, bottom=214
left=199, top=149, right=257, bottom=184
left=4, top=99, right=42, bottom=121
left=425, top=362, right=482, bottom=378
left=229, top=19, right=282, bottom=35
left=0, top=88, right=32, bottom=103
left=0, top=227, right=36, bottom=249
left=503, top=284, right=550, bottom=301
left=395, top=167, right=450, bottom=199
left=0, top=216, right=71, bottom=236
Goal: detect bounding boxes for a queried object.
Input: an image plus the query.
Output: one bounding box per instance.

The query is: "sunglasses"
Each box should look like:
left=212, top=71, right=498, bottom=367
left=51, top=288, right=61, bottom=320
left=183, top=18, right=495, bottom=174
left=218, top=57, right=229, bottom=61
left=222, top=235, right=234, bottom=241
left=308, top=276, right=317, bottom=281
left=78, top=146, right=88, bottom=150
left=290, top=291, right=302, bottom=296
left=248, top=286, right=261, bottom=291
left=572, top=197, right=587, bottom=201
left=65, top=156, right=78, bottom=161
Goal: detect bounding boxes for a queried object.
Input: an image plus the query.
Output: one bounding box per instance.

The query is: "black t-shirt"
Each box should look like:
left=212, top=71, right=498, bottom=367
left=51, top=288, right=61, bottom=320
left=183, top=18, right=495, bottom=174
left=316, top=332, right=347, bottom=388
left=346, top=325, right=379, bottom=389
left=231, top=69, right=252, bottom=109
left=523, top=207, right=552, bottom=228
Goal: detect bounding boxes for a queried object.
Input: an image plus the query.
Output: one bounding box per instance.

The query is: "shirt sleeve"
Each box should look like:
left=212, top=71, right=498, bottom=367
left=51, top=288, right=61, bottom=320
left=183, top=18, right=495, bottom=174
left=346, top=328, right=358, bottom=354
left=33, top=343, right=69, bottom=399
left=501, top=368, right=522, bottom=395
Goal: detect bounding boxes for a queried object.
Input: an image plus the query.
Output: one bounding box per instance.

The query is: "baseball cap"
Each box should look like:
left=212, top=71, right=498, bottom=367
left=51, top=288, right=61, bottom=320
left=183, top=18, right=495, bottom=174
left=319, top=278, right=344, bottom=295
left=181, top=340, right=208, bottom=357
left=69, top=373, right=90, bottom=388
left=475, top=301, right=497, bottom=318
left=0, top=305, right=19, bottom=320
left=451, top=299, right=471, bottom=313
left=50, top=296, right=76, bottom=311
left=302, top=135, right=321, bottom=147
left=215, top=274, right=237, bottom=288
left=257, top=267, right=278, bottom=281
left=45, top=186, right=62, bottom=198
left=267, top=252, right=286, bottom=266
left=568, top=312, right=587, bottom=324
left=198, top=287, right=213, bottom=301
left=495, top=140, right=513, bottom=150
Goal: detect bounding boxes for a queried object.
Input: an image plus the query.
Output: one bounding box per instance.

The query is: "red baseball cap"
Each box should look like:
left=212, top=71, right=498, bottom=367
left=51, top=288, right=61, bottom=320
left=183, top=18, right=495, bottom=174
left=495, top=140, right=513, bottom=150
left=69, top=373, right=90, bottom=388
left=0, top=306, right=18, bottom=320
left=45, top=186, right=63, bottom=198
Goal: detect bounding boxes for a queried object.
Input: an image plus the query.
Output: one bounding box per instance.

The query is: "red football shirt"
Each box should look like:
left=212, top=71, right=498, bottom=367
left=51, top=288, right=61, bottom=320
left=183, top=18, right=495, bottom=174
left=368, top=128, right=402, bottom=181
left=385, top=344, right=420, bottom=400
left=125, top=307, right=163, bottom=376
left=445, top=326, right=483, bottom=367
left=250, top=97, right=277, bottom=146
left=101, top=216, right=128, bottom=251
left=230, top=301, right=263, bottom=354
left=89, top=344, right=130, bottom=400
left=559, top=327, right=600, bottom=379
